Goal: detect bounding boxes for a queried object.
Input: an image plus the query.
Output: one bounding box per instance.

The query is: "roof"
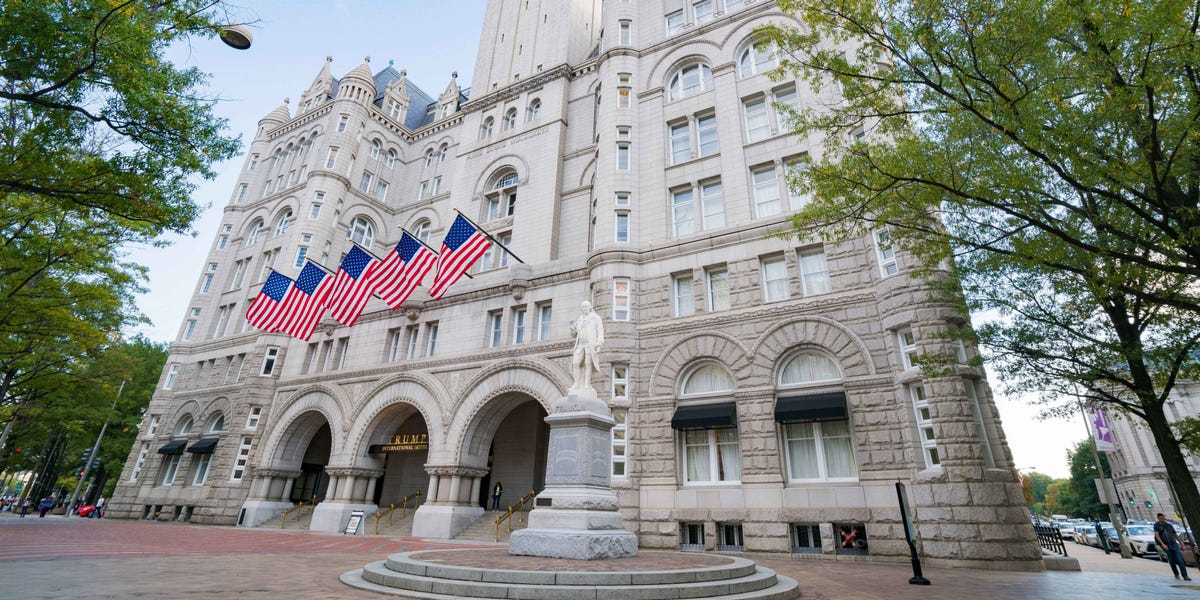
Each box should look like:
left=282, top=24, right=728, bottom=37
left=326, top=65, right=457, bottom=131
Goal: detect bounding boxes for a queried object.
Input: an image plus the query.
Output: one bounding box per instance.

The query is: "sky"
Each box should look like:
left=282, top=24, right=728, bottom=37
left=126, top=1, right=1087, bottom=479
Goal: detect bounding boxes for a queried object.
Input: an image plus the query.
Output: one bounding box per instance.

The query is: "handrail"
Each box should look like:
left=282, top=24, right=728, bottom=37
left=399, top=490, right=422, bottom=520
left=280, top=502, right=302, bottom=529
left=493, top=490, right=537, bottom=542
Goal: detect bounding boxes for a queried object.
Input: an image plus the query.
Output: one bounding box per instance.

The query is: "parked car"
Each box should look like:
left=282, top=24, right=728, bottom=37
left=1125, top=525, right=1157, bottom=556
left=1058, top=522, right=1076, bottom=541
left=1155, top=528, right=1199, bottom=566
left=1081, top=523, right=1112, bottom=548
left=1073, top=524, right=1094, bottom=544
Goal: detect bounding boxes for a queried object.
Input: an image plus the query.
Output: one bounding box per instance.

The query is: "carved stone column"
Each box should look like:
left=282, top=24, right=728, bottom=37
left=411, top=465, right=490, bottom=539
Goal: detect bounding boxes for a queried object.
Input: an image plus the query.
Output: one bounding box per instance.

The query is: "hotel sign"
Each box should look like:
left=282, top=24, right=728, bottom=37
left=369, top=434, right=429, bottom=454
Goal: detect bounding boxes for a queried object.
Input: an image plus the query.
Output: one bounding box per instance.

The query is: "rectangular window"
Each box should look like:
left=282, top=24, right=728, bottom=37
left=681, top=522, right=705, bottom=552
left=164, top=363, right=180, bottom=390
left=386, top=328, right=403, bottom=362
left=965, top=382, right=996, bottom=467
left=670, top=122, right=691, bottom=164
left=617, top=143, right=631, bottom=171
left=697, top=114, right=719, bottom=157
left=761, top=256, right=789, bottom=302
left=261, top=347, right=279, bottom=376
left=898, top=329, right=918, bottom=369
left=612, top=408, right=628, bottom=478
left=774, top=85, right=799, bottom=114
left=217, top=235, right=228, bottom=249
left=674, top=274, right=695, bottom=317
left=612, top=364, right=628, bottom=398
left=792, top=523, right=822, bottom=554
left=420, top=181, right=430, bottom=200
left=835, top=524, right=869, bottom=555
left=258, top=250, right=276, bottom=282
left=324, top=147, right=339, bottom=169
left=328, top=338, right=348, bottom=371
left=212, top=305, right=231, bottom=338
left=875, top=229, right=898, bottom=276
left=374, top=179, right=389, bottom=201
left=245, top=406, right=262, bottom=430
left=618, top=20, right=632, bottom=45
left=200, top=274, right=213, bottom=294
left=309, top=203, right=322, bottom=219
left=612, top=278, right=631, bottom=321
left=249, top=154, right=258, bottom=170
left=910, top=385, right=941, bottom=468
left=798, top=249, right=831, bottom=295
left=617, top=126, right=631, bottom=139
left=425, top=322, right=439, bottom=357
left=230, top=260, right=247, bottom=290
left=405, top=325, right=420, bottom=360
left=231, top=436, right=253, bottom=481
left=786, top=157, right=812, bottom=210
left=294, top=246, right=308, bottom=269
left=784, top=420, right=857, bottom=480
left=700, top=180, right=725, bottom=230
left=615, top=211, right=630, bottom=243
left=615, top=192, right=630, bottom=206
left=160, top=454, right=181, bottom=486
left=618, top=87, right=631, bottom=108
left=337, top=114, right=349, bottom=132
left=537, top=303, right=552, bottom=341
left=744, top=97, right=771, bottom=142
left=359, top=171, right=374, bottom=193
left=488, top=311, right=503, bottom=347
left=129, top=443, right=149, bottom=481
left=287, top=169, right=297, bottom=187
left=693, top=0, right=714, bottom=23
left=236, top=184, right=248, bottom=202
left=683, top=427, right=740, bottom=483
left=672, top=188, right=694, bottom=237
left=512, top=308, right=527, bottom=344
left=432, top=176, right=443, bottom=196
left=147, top=415, right=160, bottom=436
left=707, top=267, right=730, bottom=311
left=183, top=319, right=197, bottom=341
left=752, top=165, right=781, bottom=217
left=192, top=453, right=212, bottom=485
left=717, top=523, right=744, bottom=551
left=666, top=10, right=685, bottom=35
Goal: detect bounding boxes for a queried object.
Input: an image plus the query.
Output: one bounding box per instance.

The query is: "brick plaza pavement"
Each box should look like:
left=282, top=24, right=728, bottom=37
left=0, top=511, right=1195, bottom=599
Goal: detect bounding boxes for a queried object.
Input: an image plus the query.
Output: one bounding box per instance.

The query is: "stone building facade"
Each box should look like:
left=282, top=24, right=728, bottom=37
left=1105, top=382, right=1200, bottom=521
left=109, top=0, right=1041, bottom=569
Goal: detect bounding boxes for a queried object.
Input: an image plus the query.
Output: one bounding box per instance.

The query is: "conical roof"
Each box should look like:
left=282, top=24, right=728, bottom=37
left=260, top=98, right=291, bottom=124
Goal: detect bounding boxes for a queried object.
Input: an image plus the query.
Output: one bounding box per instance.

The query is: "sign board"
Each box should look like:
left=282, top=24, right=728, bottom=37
left=368, top=434, right=429, bottom=454
left=1093, top=478, right=1119, bottom=504
left=344, top=510, right=364, bottom=535
left=896, top=482, right=915, bottom=544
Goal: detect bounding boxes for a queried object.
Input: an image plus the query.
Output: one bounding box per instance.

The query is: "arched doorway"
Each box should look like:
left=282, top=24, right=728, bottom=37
left=373, top=410, right=429, bottom=506
left=289, top=422, right=331, bottom=503
left=471, top=393, right=549, bottom=510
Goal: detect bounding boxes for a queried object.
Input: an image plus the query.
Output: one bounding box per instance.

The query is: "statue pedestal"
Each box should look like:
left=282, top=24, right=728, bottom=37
left=507, top=390, right=637, bottom=560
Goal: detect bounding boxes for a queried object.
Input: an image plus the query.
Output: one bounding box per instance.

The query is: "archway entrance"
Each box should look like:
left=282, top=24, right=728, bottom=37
left=375, top=412, right=429, bottom=506
left=475, top=394, right=549, bottom=510
left=289, top=422, right=331, bottom=503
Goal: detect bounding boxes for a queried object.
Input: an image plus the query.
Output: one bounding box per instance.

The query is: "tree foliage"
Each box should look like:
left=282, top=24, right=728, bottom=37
left=764, top=0, right=1200, bottom=540
left=1064, top=439, right=1109, bottom=519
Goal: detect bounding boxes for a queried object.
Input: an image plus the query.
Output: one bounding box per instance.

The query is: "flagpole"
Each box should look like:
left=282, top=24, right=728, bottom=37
left=304, top=258, right=337, bottom=276
left=347, top=239, right=384, bottom=262
left=1077, top=395, right=1131, bottom=558
left=451, top=208, right=526, bottom=264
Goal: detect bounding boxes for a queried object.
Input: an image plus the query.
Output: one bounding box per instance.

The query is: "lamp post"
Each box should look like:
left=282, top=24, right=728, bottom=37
left=219, top=24, right=253, bottom=50
left=65, top=380, right=124, bottom=517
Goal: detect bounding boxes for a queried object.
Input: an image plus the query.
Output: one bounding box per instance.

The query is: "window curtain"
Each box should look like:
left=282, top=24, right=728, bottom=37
left=779, top=352, right=841, bottom=385
left=716, top=427, right=741, bottom=481
left=785, top=422, right=819, bottom=479
left=821, top=420, right=857, bottom=478
left=685, top=429, right=711, bottom=482
left=684, top=364, right=734, bottom=394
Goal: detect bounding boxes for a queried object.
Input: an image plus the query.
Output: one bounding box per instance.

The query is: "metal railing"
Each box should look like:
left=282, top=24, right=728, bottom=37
left=279, top=501, right=303, bottom=529
left=493, top=490, right=537, bottom=542
left=373, top=490, right=422, bottom=534
left=1034, top=524, right=1069, bottom=556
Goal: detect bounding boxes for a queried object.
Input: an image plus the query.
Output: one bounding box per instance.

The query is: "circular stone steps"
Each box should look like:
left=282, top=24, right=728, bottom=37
left=340, top=549, right=801, bottom=599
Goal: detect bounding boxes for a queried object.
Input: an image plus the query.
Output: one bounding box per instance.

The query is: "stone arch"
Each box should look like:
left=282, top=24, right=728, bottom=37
left=258, top=388, right=346, bottom=471
left=713, top=10, right=802, bottom=53
left=644, top=44, right=722, bottom=92
left=167, top=399, right=201, bottom=431
left=198, top=397, right=232, bottom=433
left=473, top=155, right=531, bottom=195
left=751, top=317, right=877, bottom=381
left=446, top=358, right=567, bottom=468
left=649, top=332, right=753, bottom=397
left=343, top=373, right=448, bottom=468
left=578, top=155, right=597, bottom=189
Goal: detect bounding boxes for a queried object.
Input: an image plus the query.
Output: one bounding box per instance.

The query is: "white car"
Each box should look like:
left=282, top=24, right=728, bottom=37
left=1124, top=525, right=1156, bottom=556
left=1058, top=522, right=1076, bottom=541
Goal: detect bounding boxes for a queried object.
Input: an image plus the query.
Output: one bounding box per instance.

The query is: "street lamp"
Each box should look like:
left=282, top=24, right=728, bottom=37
left=219, top=24, right=253, bottom=50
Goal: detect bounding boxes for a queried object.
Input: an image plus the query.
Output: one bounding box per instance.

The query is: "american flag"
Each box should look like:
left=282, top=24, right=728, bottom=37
left=374, top=232, right=436, bottom=309
left=245, top=270, right=293, bottom=332
left=326, top=245, right=380, bottom=327
left=277, top=261, right=334, bottom=340
left=428, top=215, right=491, bottom=299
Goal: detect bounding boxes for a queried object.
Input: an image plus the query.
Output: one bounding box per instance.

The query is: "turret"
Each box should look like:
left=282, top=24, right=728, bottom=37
left=298, top=56, right=335, bottom=113
left=337, top=56, right=377, bottom=105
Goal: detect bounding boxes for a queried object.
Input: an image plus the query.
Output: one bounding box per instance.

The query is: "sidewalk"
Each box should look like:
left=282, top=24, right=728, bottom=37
left=0, top=513, right=1195, bottom=599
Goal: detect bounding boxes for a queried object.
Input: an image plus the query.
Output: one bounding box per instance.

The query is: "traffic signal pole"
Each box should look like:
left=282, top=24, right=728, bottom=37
left=66, top=380, right=124, bottom=517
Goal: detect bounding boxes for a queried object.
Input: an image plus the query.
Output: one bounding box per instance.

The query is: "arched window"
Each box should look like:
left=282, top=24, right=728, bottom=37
left=480, top=117, right=494, bottom=140
left=681, top=363, right=734, bottom=395
left=776, top=350, right=856, bottom=481
left=412, top=219, right=432, bottom=244
left=368, top=139, right=381, bottom=159
left=485, top=170, right=520, bottom=220
left=245, top=220, right=263, bottom=247
left=738, top=40, right=779, bottom=78
left=206, top=413, right=225, bottom=432
left=438, top=144, right=448, bottom=163
left=175, top=416, right=194, bottom=436
left=424, top=149, right=435, bottom=168
left=386, top=149, right=397, bottom=168
left=272, top=209, right=292, bottom=236
left=668, top=63, right=713, bottom=101
left=350, top=216, right=375, bottom=248
left=778, top=352, right=842, bottom=385
left=503, top=108, right=517, bottom=130
left=526, top=99, right=541, bottom=122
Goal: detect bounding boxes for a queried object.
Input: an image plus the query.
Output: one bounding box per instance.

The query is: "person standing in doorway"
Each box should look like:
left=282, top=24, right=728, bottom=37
left=1155, top=513, right=1192, bottom=581
left=491, top=481, right=503, bottom=510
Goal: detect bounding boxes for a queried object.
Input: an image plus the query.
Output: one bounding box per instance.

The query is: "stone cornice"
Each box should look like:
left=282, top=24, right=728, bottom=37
left=426, top=465, right=489, bottom=478
left=325, top=466, right=384, bottom=478
left=460, top=65, right=573, bottom=114
left=636, top=290, right=881, bottom=338
left=265, top=104, right=333, bottom=140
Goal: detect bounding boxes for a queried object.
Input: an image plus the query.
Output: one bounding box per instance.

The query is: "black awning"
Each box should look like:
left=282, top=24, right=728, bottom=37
left=775, top=391, right=848, bottom=423
left=187, top=438, right=219, bottom=454
left=671, top=402, right=737, bottom=430
left=157, top=439, right=187, bottom=455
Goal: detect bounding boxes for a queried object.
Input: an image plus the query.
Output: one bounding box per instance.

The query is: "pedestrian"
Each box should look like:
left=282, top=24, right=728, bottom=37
left=1154, top=513, right=1191, bottom=581
left=95, top=496, right=106, bottom=518
left=19, top=498, right=29, bottom=517
left=491, top=481, right=503, bottom=510
left=37, top=496, right=53, bottom=518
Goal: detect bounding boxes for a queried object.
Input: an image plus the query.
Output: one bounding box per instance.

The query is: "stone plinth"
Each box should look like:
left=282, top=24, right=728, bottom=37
left=507, top=390, right=638, bottom=560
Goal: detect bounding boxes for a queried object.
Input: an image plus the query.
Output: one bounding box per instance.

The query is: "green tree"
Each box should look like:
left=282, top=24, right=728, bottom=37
left=0, top=1, right=241, bottom=448
left=1027, top=472, right=1054, bottom=504
left=1064, top=439, right=1108, bottom=519
left=764, top=0, right=1200, bottom=537
left=1044, top=480, right=1073, bottom=517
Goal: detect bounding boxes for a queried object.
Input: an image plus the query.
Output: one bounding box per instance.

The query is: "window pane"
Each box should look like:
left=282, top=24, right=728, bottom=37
left=752, top=166, right=781, bottom=217
left=670, top=123, right=690, bottom=164
left=697, top=115, right=719, bottom=156
left=799, top=250, right=831, bottom=295
left=672, top=189, right=695, bottom=237
left=779, top=352, right=841, bottom=384
left=821, top=420, right=857, bottom=478
left=786, top=422, right=820, bottom=479
left=744, top=98, right=770, bottom=141
left=701, top=182, right=724, bottom=229
left=683, top=364, right=733, bottom=394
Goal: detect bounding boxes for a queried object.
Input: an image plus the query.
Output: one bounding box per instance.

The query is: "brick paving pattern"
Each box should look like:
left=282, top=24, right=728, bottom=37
left=2, top=513, right=1198, bottom=599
